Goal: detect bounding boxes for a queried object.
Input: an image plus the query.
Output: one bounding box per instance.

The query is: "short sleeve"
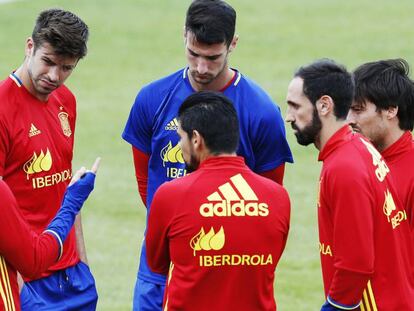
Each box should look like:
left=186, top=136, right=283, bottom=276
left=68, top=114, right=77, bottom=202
left=252, top=100, right=293, bottom=172
left=122, top=88, right=154, bottom=154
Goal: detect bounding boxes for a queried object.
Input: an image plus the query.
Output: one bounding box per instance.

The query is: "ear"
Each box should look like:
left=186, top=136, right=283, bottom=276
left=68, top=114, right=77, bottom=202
left=385, top=106, right=398, bottom=120
left=25, top=37, right=34, bottom=57
left=317, top=95, right=334, bottom=117
left=229, top=35, right=239, bottom=53
left=192, top=130, right=203, bottom=150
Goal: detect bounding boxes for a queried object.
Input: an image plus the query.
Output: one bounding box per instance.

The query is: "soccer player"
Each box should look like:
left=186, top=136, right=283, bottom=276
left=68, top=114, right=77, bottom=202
left=122, top=1, right=292, bottom=309
left=0, top=160, right=99, bottom=311
left=146, top=91, right=290, bottom=311
left=0, top=9, right=97, bottom=310
left=285, top=59, right=414, bottom=310
left=347, top=59, right=414, bottom=232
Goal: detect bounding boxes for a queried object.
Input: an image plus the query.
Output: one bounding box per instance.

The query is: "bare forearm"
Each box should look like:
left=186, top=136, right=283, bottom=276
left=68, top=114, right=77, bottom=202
left=75, top=213, right=88, bottom=264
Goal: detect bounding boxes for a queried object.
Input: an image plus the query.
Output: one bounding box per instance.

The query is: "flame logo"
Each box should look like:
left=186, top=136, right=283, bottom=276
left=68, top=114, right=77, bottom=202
left=383, top=189, right=397, bottom=221
left=190, top=226, right=225, bottom=256
left=23, top=149, right=52, bottom=177
left=160, top=141, right=184, bottom=166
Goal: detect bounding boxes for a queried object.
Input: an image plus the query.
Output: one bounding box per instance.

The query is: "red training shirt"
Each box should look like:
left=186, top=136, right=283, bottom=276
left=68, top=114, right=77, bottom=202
left=382, top=131, right=414, bottom=233
left=146, top=156, right=290, bottom=311
left=318, top=125, right=414, bottom=310
left=0, top=74, right=77, bottom=279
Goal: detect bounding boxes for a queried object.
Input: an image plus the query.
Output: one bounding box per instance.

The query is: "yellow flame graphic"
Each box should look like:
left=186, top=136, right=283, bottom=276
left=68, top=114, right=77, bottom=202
left=190, top=226, right=225, bottom=256
left=160, top=141, right=184, bottom=166
left=383, top=189, right=396, bottom=221
left=209, top=226, right=225, bottom=250
left=23, top=149, right=52, bottom=177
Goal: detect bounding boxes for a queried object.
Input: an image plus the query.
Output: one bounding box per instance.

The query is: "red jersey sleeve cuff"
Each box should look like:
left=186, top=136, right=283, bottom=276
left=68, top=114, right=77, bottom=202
left=328, top=269, right=370, bottom=307
left=43, top=229, right=63, bottom=261
left=327, top=296, right=360, bottom=310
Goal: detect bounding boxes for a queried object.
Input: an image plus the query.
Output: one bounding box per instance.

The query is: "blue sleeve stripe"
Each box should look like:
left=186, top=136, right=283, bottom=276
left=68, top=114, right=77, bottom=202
left=327, top=296, right=360, bottom=310
left=43, top=229, right=63, bottom=261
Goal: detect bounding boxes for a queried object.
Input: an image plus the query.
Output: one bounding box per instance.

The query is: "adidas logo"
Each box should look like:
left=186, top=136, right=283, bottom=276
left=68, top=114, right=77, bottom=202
left=200, top=174, right=269, bottom=217
left=165, top=118, right=179, bottom=131
left=29, top=123, right=41, bottom=137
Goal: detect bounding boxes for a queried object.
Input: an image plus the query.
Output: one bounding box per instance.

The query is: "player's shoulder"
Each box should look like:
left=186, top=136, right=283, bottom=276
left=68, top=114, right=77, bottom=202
left=53, top=84, right=75, bottom=101
left=0, top=77, right=19, bottom=114
left=138, top=68, right=186, bottom=100
left=237, top=73, right=274, bottom=102
left=235, top=71, right=280, bottom=114
left=158, top=171, right=198, bottom=192
left=327, top=134, right=375, bottom=177
left=249, top=171, right=289, bottom=197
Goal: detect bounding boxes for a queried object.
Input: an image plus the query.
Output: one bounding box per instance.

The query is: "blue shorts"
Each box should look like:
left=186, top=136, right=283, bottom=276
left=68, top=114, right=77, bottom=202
left=20, top=261, right=98, bottom=311
left=133, top=278, right=165, bottom=311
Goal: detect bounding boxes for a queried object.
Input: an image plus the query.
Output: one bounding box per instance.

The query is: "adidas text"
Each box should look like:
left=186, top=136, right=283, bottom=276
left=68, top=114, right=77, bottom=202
left=200, top=200, right=269, bottom=217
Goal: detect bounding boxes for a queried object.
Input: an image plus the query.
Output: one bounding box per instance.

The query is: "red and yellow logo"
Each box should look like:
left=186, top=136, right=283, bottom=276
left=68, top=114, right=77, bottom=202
left=22, top=149, right=71, bottom=189
left=23, top=149, right=52, bottom=177
left=190, top=227, right=225, bottom=256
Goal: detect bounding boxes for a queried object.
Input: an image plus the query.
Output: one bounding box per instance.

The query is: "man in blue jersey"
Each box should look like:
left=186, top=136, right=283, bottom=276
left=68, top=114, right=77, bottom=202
left=122, top=1, right=293, bottom=310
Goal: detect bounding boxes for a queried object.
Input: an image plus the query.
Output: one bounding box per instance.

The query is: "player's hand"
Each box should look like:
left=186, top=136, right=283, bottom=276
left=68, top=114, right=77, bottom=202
left=69, top=157, right=101, bottom=186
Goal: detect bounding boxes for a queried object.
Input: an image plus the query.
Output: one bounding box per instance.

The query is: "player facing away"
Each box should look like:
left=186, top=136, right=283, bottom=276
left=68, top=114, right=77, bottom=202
left=0, top=160, right=99, bottom=311
left=347, top=59, right=414, bottom=234
left=146, top=91, right=291, bottom=311
left=122, top=1, right=292, bottom=309
left=0, top=9, right=97, bottom=310
left=285, top=59, right=414, bottom=310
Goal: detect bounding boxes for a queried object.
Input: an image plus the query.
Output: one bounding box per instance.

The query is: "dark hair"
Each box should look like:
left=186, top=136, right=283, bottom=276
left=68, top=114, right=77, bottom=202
left=295, top=59, right=354, bottom=120
left=32, top=8, right=89, bottom=59
left=353, top=59, right=414, bottom=131
left=178, top=91, right=239, bottom=154
left=185, top=0, right=236, bottom=47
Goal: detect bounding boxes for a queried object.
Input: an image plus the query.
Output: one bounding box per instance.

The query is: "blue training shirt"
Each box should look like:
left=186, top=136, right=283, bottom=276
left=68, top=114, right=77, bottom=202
left=122, top=68, right=293, bottom=284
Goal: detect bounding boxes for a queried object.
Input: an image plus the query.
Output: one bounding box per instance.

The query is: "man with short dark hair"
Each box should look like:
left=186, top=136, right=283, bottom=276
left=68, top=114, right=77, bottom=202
left=285, top=59, right=414, bottom=310
left=146, top=91, right=290, bottom=311
left=0, top=8, right=97, bottom=310
left=347, top=59, right=414, bottom=232
left=122, top=1, right=293, bottom=309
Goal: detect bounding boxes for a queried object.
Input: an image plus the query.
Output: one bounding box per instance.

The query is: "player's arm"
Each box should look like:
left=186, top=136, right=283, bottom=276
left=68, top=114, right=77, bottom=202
left=259, top=164, right=285, bottom=185
left=122, top=88, right=154, bottom=207
left=74, top=214, right=88, bottom=264
left=132, top=146, right=150, bottom=207
left=73, top=160, right=101, bottom=264
left=146, top=185, right=174, bottom=274
left=0, top=159, right=99, bottom=278
left=252, top=97, right=293, bottom=185
left=322, top=163, right=374, bottom=309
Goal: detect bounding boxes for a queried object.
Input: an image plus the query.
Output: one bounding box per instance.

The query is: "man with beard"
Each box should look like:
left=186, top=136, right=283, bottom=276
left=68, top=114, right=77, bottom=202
left=145, top=91, right=290, bottom=311
left=285, top=59, right=414, bottom=310
left=347, top=59, right=414, bottom=234
left=0, top=8, right=97, bottom=310
left=122, top=1, right=292, bottom=309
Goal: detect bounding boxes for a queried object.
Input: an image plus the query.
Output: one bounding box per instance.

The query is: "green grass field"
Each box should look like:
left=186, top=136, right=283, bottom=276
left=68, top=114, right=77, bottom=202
left=1, top=0, right=413, bottom=310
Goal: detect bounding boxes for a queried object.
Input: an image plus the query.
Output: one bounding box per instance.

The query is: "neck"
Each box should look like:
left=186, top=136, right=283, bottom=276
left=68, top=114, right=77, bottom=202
left=317, top=119, right=348, bottom=151
left=14, top=62, right=48, bottom=102
left=189, top=67, right=234, bottom=92
left=200, top=151, right=236, bottom=163
left=376, top=126, right=405, bottom=152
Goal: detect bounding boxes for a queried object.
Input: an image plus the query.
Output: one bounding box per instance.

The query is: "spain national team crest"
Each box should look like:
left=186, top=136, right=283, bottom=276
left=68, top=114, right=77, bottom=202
left=58, top=112, right=72, bottom=137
